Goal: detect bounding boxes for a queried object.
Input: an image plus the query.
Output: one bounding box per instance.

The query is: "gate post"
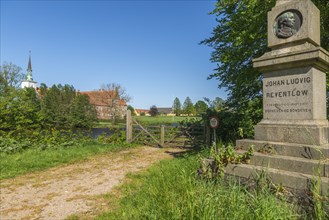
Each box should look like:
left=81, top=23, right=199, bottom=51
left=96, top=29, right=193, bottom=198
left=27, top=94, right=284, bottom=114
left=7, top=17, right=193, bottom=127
left=126, top=110, right=133, bottom=143
left=160, top=125, right=165, bottom=147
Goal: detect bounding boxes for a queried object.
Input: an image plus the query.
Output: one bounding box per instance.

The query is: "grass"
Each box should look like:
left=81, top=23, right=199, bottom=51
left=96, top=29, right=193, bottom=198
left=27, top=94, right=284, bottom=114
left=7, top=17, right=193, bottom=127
left=95, top=116, right=201, bottom=128
left=96, top=150, right=300, bottom=220
left=0, top=142, right=135, bottom=180
left=133, top=116, right=200, bottom=125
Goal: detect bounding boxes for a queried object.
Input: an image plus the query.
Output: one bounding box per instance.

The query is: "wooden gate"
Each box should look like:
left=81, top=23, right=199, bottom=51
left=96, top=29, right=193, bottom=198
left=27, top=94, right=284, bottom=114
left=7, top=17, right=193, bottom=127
left=126, top=110, right=206, bottom=148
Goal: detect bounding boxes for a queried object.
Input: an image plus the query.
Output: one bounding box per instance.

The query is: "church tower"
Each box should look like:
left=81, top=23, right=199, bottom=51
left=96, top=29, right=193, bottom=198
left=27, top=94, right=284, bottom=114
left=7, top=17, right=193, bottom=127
left=21, top=51, right=37, bottom=89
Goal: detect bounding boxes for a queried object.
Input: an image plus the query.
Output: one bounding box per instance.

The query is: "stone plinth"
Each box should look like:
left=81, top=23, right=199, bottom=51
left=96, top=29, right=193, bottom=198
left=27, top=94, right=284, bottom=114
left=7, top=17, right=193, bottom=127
left=232, top=0, right=329, bottom=194
left=251, top=0, right=329, bottom=146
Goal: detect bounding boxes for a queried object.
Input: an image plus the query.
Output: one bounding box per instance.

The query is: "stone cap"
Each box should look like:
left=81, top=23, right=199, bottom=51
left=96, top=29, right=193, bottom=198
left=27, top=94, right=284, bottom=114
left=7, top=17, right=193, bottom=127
left=253, top=44, right=329, bottom=72
left=268, top=0, right=320, bottom=49
left=275, top=0, right=294, bottom=6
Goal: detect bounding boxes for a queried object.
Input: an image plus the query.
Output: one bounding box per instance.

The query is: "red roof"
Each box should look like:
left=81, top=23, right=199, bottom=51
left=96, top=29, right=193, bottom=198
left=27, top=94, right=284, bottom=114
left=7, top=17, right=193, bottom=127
left=80, top=91, right=126, bottom=106
left=135, top=109, right=149, bottom=113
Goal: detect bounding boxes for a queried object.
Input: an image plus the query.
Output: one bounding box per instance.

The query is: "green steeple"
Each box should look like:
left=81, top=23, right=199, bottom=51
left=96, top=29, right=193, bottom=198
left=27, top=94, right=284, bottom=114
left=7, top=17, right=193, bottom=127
left=26, top=51, right=33, bottom=81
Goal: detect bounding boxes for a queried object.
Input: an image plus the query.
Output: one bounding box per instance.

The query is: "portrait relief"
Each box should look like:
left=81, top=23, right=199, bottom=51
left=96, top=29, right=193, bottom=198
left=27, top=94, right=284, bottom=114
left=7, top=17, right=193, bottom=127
left=274, top=10, right=302, bottom=39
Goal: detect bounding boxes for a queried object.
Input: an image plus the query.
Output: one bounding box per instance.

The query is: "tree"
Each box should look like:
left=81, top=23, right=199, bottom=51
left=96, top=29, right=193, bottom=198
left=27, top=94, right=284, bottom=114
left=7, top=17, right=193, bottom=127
left=172, top=97, right=182, bottom=116
left=204, top=97, right=224, bottom=111
left=100, top=83, right=131, bottom=124
left=183, top=97, right=195, bottom=116
left=0, top=62, right=25, bottom=94
left=40, top=84, right=71, bottom=128
left=194, top=100, right=208, bottom=116
left=70, top=94, right=97, bottom=128
left=149, top=105, right=159, bottom=117
left=0, top=88, right=41, bottom=131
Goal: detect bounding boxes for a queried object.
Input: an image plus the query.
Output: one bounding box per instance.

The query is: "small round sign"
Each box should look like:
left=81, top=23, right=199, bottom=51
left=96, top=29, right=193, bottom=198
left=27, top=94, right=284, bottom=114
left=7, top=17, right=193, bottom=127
left=209, top=117, right=219, bottom=128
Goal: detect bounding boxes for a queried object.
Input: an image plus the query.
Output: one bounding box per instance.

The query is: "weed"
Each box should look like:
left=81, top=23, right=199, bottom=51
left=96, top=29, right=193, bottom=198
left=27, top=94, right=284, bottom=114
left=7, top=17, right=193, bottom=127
left=198, top=143, right=254, bottom=179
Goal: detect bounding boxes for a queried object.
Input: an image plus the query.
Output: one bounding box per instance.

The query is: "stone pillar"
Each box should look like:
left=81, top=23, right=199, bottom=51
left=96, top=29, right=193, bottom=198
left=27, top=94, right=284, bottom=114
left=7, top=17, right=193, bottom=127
left=232, top=0, right=329, bottom=195
left=251, top=0, right=329, bottom=146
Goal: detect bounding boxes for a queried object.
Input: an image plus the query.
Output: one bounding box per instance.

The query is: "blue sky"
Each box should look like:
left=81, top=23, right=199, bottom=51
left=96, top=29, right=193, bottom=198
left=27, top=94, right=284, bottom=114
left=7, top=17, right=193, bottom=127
left=1, top=0, right=226, bottom=109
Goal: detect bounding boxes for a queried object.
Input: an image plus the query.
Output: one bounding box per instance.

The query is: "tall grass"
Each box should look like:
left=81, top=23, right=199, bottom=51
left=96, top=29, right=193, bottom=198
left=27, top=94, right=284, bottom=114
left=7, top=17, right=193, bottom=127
left=0, top=143, right=134, bottom=179
left=97, top=153, right=299, bottom=220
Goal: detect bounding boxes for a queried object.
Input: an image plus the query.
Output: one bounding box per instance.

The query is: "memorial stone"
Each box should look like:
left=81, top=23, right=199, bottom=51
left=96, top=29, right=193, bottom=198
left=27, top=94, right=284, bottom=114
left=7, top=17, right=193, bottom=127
left=251, top=0, right=329, bottom=146
left=231, top=0, right=329, bottom=193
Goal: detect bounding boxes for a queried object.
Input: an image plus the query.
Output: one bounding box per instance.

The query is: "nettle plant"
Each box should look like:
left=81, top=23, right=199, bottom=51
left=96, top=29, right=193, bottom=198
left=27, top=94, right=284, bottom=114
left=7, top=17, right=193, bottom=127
left=198, top=143, right=254, bottom=179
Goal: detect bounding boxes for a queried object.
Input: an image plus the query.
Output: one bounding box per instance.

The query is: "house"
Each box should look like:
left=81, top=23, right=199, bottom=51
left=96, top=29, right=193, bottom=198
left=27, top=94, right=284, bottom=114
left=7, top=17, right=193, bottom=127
left=80, top=90, right=127, bottom=120
left=157, top=107, right=175, bottom=116
left=135, top=109, right=150, bottom=116
left=134, top=108, right=174, bottom=116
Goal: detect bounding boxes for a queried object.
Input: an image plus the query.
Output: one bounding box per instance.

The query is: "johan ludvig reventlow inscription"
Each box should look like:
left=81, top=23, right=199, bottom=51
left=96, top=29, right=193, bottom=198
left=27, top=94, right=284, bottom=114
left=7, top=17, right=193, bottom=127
left=274, top=10, right=302, bottom=38
left=262, top=69, right=314, bottom=120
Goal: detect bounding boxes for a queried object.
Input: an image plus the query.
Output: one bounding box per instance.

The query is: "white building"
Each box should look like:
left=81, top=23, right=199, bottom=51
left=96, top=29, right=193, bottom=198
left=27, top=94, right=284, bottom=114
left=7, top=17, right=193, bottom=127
left=21, top=52, right=37, bottom=89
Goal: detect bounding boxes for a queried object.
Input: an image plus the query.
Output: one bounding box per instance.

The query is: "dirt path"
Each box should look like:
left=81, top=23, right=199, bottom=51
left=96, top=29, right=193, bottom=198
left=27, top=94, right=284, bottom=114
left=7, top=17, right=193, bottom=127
left=0, top=146, right=186, bottom=220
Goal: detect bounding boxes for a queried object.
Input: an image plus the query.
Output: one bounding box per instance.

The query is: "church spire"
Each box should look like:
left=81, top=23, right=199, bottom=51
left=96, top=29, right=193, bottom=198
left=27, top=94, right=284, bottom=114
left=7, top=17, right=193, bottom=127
left=26, top=51, right=33, bottom=81
left=27, top=51, right=32, bottom=72
left=21, top=51, right=37, bottom=89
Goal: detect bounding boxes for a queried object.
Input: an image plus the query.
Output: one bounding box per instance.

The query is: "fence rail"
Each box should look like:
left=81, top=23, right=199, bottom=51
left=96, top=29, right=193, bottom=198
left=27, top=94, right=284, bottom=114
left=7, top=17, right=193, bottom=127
left=126, top=110, right=206, bottom=148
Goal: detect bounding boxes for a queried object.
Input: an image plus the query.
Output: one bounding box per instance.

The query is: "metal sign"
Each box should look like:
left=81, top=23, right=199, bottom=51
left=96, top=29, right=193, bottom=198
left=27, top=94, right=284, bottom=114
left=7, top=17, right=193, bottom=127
left=209, top=116, right=219, bottom=128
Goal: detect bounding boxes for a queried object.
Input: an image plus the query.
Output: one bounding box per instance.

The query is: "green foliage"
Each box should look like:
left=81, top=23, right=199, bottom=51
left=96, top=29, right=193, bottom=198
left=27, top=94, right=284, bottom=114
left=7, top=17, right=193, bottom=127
left=40, top=84, right=76, bottom=128
left=203, top=97, right=262, bottom=143
left=134, top=116, right=200, bottom=126
left=309, top=162, right=329, bottom=220
left=0, top=81, right=97, bottom=131
left=0, top=88, right=41, bottom=130
left=199, top=143, right=254, bottom=179
left=182, top=96, right=195, bottom=116
left=97, top=151, right=298, bottom=220
left=201, top=0, right=272, bottom=108
left=0, top=62, right=25, bottom=94
left=69, top=93, right=98, bottom=128
left=194, top=100, right=208, bottom=116
left=0, top=129, right=92, bottom=154
left=172, top=97, right=182, bottom=116
left=97, top=128, right=127, bottom=145
left=149, top=105, right=159, bottom=117
left=204, top=97, right=225, bottom=111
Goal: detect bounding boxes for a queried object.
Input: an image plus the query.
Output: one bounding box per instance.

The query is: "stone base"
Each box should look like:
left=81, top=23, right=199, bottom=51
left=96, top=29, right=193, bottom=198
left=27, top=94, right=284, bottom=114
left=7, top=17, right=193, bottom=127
left=236, top=139, right=329, bottom=160
left=254, top=120, right=329, bottom=145
left=234, top=139, right=329, bottom=195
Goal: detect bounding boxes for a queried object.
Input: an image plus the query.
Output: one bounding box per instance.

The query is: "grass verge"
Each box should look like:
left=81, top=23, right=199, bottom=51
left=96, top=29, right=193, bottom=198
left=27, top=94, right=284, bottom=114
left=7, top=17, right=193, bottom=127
left=0, top=142, right=135, bottom=180
left=96, top=151, right=300, bottom=220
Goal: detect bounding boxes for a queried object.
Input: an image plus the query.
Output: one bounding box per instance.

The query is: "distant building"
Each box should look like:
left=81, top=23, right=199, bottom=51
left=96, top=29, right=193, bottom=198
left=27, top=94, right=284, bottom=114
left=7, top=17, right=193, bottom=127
left=157, top=107, right=174, bottom=116
left=21, top=51, right=37, bottom=89
left=80, top=90, right=127, bottom=120
left=135, top=109, right=150, bottom=116
left=134, top=108, right=174, bottom=116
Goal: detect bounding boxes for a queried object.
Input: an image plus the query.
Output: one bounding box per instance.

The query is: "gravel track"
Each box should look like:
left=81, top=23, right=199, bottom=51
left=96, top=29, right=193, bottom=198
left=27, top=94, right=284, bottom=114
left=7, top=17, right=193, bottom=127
left=0, top=146, right=184, bottom=220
